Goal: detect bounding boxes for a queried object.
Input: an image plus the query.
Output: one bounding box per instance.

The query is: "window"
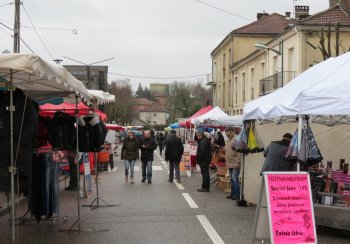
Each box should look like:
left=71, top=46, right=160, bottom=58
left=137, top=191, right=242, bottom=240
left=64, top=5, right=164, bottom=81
left=223, top=82, right=226, bottom=107
left=213, top=60, right=217, bottom=83
left=273, top=55, right=278, bottom=74
left=234, top=76, right=238, bottom=104
left=223, top=53, right=226, bottom=78
left=242, top=72, right=246, bottom=102
left=240, top=109, right=243, bottom=115
left=250, top=67, right=254, bottom=100
left=288, top=47, right=295, bottom=72
left=229, top=48, right=232, bottom=66
left=229, top=79, right=232, bottom=106
left=260, top=62, right=265, bottom=78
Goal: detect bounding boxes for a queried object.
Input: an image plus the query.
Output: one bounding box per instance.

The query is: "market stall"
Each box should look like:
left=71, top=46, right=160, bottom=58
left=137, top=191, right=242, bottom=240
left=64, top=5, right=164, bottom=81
left=0, top=53, right=113, bottom=242
left=243, top=51, right=350, bottom=230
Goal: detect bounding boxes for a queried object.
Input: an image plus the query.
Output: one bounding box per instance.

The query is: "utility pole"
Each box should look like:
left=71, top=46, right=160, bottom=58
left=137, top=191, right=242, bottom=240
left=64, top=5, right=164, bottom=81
left=13, top=0, right=21, bottom=53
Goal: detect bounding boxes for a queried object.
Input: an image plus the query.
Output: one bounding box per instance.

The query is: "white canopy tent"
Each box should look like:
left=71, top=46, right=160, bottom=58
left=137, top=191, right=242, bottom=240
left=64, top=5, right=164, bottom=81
left=0, top=53, right=93, bottom=103
left=191, top=106, right=228, bottom=125
left=244, top=51, right=350, bottom=125
left=203, top=115, right=244, bottom=127
left=88, top=89, right=115, bottom=104
left=244, top=51, right=350, bottom=173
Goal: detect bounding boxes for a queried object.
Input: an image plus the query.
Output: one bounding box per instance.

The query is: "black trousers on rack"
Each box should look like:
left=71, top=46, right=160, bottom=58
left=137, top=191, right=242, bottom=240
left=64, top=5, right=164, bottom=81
left=31, top=153, right=59, bottom=222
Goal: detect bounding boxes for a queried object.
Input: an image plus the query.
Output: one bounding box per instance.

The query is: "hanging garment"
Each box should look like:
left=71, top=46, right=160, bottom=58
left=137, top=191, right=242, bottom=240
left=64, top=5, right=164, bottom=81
left=233, top=127, right=249, bottom=154
left=31, top=153, right=59, bottom=222
left=285, top=129, right=298, bottom=161
left=78, top=114, right=107, bottom=152
left=48, top=112, right=76, bottom=150
left=0, top=89, right=38, bottom=193
left=35, top=116, right=51, bottom=148
left=305, top=125, right=323, bottom=166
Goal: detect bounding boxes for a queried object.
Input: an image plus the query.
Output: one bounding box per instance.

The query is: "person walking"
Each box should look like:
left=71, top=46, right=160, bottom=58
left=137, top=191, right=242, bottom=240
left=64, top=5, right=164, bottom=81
left=165, top=130, right=184, bottom=183
left=121, top=131, right=139, bottom=183
left=196, top=130, right=212, bottom=192
left=224, top=127, right=242, bottom=200
left=261, top=133, right=294, bottom=173
left=139, top=130, right=157, bottom=183
left=158, top=132, right=165, bottom=155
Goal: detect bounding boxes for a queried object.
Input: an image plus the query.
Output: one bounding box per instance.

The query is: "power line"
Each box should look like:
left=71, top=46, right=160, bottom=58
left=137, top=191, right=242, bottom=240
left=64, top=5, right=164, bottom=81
left=0, top=21, right=13, bottom=31
left=22, top=4, right=54, bottom=59
left=107, top=71, right=209, bottom=80
left=0, top=2, right=13, bottom=8
left=19, top=37, right=35, bottom=53
left=193, top=0, right=253, bottom=21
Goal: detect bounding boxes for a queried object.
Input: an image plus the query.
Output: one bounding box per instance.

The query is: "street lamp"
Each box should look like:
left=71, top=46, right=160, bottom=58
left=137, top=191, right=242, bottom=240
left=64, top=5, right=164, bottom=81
left=255, top=39, right=284, bottom=85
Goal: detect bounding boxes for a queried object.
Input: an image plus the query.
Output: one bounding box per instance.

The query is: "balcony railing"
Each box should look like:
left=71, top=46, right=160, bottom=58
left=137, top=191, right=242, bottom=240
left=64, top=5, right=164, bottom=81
left=259, top=71, right=297, bottom=96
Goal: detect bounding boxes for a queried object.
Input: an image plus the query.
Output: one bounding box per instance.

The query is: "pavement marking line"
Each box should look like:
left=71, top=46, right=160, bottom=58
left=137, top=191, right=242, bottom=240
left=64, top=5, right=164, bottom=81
left=182, top=193, right=199, bottom=208
left=152, top=166, right=163, bottom=171
left=174, top=181, right=185, bottom=190
left=161, top=161, right=167, bottom=165
left=197, top=215, right=225, bottom=244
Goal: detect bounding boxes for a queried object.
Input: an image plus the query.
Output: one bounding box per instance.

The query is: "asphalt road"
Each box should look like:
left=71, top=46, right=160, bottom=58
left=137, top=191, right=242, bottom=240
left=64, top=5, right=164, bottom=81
left=0, top=148, right=349, bottom=244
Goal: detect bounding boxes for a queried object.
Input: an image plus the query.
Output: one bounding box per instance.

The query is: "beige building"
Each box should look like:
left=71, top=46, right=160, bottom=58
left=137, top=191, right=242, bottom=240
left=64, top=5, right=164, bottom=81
left=139, top=103, right=169, bottom=125
left=210, top=0, right=350, bottom=115
left=210, top=13, right=296, bottom=115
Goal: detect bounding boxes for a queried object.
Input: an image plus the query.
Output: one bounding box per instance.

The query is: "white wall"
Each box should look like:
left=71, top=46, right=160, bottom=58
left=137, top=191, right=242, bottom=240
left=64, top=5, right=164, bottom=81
left=244, top=123, right=350, bottom=204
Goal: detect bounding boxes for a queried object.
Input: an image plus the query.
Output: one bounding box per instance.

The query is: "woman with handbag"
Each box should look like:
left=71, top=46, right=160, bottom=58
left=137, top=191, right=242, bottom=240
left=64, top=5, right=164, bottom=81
left=121, top=131, right=139, bottom=183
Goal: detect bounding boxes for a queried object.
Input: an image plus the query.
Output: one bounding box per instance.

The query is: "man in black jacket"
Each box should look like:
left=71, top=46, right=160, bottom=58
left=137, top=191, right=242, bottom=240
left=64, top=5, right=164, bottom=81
left=196, top=130, right=212, bottom=192
left=139, top=130, right=158, bottom=183
left=165, top=130, right=184, bottom=183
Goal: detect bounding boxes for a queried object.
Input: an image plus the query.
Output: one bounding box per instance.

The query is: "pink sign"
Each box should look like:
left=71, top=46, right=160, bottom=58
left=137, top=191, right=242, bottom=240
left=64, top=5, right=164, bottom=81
left=266, top=173, right=316, bottom=244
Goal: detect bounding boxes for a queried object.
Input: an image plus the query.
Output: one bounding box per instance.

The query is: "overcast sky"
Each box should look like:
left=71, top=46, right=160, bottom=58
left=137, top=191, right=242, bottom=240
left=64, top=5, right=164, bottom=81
left=0, top=0, right=329, bottom=90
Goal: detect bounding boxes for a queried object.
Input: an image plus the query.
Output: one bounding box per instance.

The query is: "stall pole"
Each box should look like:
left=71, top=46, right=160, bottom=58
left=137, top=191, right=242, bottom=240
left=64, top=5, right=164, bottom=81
left=82, top=99, right=119, bottom=210
left=59, top=95, right=108, bottom=233
left=297, top=115, right=303, bottom=172
left=9, top=70, right=16, bottom=242
left=237, top=154, right=248, bottom=207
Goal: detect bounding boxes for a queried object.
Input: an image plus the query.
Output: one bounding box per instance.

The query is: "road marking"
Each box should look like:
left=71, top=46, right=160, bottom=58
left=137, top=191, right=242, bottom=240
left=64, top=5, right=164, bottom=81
left=197, top=215, right=225, bottom=244
left=182, top=193, right=199, bottom=208
left=174, top=181, right=185, bottom=190
left=161, top=161, right=167, bottom=165
left=152, top=166, right=163, bottom=171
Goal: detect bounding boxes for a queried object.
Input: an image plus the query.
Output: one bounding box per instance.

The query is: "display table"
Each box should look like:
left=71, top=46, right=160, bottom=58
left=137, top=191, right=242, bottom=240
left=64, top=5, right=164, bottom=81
left=314, top=204, right=350, bottom=231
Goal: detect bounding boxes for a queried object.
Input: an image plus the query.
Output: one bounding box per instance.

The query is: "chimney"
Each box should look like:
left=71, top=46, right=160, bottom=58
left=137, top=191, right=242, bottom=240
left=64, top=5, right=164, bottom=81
left=285, top=11, right=291, bottom=19
left=295, top=5, right=310, bottom=20
left=329, top=0, right=350, bottom=11
left=257, top=11, right=269, bottom=20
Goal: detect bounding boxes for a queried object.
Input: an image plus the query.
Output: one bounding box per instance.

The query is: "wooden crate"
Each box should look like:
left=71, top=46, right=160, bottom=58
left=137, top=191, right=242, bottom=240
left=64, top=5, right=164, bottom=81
left=216, top=177, right=224, bottom=189
left=222, top=178, right=231, bottom=193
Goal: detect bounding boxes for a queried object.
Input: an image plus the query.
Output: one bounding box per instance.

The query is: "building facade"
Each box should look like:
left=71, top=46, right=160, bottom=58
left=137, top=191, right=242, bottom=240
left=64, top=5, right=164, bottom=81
left=210, top=0, right=350, bottom=115
left=64, top=65, right=108, bottom=91
left=210, top=13, right=296, bottom=115
left=139, top=103, right=169, bottom=125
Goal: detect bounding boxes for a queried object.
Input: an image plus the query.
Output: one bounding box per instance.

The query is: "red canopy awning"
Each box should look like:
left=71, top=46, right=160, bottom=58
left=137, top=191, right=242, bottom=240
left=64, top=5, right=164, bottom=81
left=40, top=102, right=107, bottom=121
left=106, top=124, right=126, bottom=131
left=179, top=105, right=213, bottom=128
